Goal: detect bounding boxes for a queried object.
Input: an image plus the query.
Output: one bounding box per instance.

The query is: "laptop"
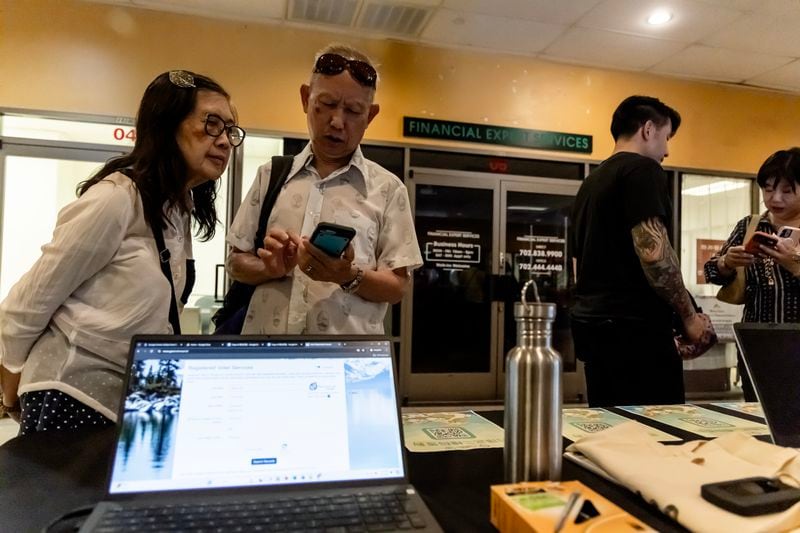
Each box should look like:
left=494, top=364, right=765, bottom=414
left=79, top=335, right=442, bottom=532
left=733, top=323, right=800, bottom=448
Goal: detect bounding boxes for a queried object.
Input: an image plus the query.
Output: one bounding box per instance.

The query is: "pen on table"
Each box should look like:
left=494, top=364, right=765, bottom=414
left=554, top=491, right=582, bottom=533
left=505, top=487, right=545, bottom=496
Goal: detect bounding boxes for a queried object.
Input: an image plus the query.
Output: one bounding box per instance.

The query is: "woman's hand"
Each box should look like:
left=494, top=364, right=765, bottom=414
left=719, top=245, right=755, bottom=271
left=760, top=237, right=800, bottom=276
left=0, top=365, right=21, bottom=421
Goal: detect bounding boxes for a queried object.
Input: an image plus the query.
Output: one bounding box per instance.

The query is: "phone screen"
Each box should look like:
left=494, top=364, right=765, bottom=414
left=745, top=232, right=778, bottom=253
left=310, top=223, right=356, bottom=257
left=313, top=232, right=351, bottom=257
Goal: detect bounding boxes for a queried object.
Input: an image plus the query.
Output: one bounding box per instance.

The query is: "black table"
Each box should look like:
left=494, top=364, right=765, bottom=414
left=408, top=410, right=686, bottom=532
left=0, top=409, right=689, bottom=533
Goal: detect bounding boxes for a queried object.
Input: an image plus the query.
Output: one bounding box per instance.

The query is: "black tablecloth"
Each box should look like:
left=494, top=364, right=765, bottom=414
left=0, top=410, right=688, bottom=532
left=410, top=410, right=686, bottom=533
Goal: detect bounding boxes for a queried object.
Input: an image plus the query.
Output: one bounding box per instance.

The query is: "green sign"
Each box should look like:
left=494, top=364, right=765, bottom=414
left=403, top=117, right=592, bottom=154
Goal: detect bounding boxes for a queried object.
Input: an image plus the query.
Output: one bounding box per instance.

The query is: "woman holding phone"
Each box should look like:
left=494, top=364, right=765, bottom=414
left=0, top=70, right=244, bottom=434
left=705, top=147, right=800, bottom=400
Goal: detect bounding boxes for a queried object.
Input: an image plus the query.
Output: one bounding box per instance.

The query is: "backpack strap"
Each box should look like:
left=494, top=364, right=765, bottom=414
left=151, top=227, right=182, bottom=335
left=123, top=166, right=182, bottom=334
left=253, top=155, right=295, bottom=252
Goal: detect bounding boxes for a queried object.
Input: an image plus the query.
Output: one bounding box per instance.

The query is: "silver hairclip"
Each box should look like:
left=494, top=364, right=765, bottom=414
left=168, top=70, right=195, bottom=88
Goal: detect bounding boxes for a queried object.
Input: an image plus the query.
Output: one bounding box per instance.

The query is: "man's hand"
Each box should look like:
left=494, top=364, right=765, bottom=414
left=227, top=228, right=300, bottom=285
left=256, top=228, right=300, bottom=279
left=682, top=312, right=708, bottom=343
left=296, top=237, right=357, bottom=285
left=676, top=313, right=717, bottom=360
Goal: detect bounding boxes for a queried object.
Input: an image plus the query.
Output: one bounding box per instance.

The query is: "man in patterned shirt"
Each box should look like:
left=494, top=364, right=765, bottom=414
left=226, top=44, right=422, bottom=334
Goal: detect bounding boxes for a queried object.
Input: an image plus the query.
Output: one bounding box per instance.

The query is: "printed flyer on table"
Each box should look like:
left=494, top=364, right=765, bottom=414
left=402, top=411, right=504, bottom=452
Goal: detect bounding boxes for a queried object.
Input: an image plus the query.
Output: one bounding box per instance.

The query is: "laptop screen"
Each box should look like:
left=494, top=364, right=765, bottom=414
left=108, top=337, right=405, bottom=495
left=734, top=323, right=800, bottom=448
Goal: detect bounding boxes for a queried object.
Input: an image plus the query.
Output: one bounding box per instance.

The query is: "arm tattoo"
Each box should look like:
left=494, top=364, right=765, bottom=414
left=632, top=217, right=695, bottom=320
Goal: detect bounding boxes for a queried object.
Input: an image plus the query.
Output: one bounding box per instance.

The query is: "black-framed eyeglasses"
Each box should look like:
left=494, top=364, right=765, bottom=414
left=204, top=114, right=246, bottom=147
left=313, top=53, right=377, bottom=88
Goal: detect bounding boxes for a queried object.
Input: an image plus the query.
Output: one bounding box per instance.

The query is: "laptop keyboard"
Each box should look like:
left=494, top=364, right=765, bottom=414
left=92, top=488, right=429, bottom=532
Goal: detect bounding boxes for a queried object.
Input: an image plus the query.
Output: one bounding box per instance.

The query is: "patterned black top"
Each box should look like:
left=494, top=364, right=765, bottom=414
left=704, top=213, right=800, bottom=323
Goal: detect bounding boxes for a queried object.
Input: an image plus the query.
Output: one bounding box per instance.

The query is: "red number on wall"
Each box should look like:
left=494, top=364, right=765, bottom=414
left=113, top=128, right=136, bottom=142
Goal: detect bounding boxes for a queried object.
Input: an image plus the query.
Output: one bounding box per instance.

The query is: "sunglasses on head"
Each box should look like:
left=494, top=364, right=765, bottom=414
left=313, top=53, right=377, bottom=88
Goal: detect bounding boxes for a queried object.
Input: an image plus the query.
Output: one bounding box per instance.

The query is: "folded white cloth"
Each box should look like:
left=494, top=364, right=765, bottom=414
left=567, top=421, right=800, bottom=532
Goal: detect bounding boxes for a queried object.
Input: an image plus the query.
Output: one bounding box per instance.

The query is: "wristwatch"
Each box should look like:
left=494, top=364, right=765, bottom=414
left=0, top=392, right=20, bottom=419
left=340, top=267, right=365, bottom=294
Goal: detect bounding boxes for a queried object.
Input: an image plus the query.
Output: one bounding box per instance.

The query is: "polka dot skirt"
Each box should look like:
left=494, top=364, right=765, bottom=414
left=19, top=390, right=114, bottom=436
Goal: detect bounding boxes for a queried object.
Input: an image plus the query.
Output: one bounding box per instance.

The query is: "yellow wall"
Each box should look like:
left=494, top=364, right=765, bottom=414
left=3, top=0, right=800, bottom=174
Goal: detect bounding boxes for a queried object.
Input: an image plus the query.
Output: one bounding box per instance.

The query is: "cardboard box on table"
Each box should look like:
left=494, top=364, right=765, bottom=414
left=490, top=480, right=653, bottom=532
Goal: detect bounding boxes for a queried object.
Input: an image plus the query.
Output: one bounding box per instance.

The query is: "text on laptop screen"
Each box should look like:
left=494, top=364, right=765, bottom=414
left=109, top=339, right=404, bottom=494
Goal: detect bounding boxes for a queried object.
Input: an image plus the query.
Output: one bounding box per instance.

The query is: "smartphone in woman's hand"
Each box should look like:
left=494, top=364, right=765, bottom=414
left=744, top=231, right=778, bottom=254
left=778, top=226, right=800, bottom=247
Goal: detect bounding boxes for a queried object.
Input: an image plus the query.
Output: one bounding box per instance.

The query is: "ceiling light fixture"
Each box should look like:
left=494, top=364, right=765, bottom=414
left=647, top=9, right=673, bottom=25
left=683, top=181, right=748, bottom=197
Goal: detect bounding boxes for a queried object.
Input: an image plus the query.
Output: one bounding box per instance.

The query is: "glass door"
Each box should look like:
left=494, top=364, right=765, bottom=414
left=401, top=170, right=584, bottom=402
left=402, top=173, right=500, bottom=400
left=0, top=143, right=123, bottom=299
left=496, top=180, right=583, bottom=401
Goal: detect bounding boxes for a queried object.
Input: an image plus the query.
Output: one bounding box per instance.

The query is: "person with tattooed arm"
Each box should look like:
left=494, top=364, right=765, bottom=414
left=569, top=95, right=716, bottom=407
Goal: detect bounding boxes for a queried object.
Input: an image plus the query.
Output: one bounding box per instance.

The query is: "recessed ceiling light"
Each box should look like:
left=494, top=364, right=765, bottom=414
left=647, top=9, right=673, bottom=25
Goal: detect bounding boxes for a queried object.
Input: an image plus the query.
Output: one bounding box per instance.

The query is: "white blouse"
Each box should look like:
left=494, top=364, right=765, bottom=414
left=0, top=172, right=192, bottom=420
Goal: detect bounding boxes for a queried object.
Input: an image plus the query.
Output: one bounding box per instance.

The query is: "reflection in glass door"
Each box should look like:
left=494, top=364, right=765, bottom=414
left=497, top=182, right=583, bottom=402
left=403, top=174, right=499, bottom=400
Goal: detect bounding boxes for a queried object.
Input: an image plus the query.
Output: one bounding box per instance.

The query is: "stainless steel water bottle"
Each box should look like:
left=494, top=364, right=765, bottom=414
left=504, top=279, right=563, bottom=482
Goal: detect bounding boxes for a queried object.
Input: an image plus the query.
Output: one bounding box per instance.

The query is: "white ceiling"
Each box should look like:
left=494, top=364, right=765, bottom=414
left=87, top=0, right=800, bottom=94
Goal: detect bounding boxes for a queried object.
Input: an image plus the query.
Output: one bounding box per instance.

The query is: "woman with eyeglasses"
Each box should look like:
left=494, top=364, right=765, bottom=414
left=704, top=148, right=800, bottom=401
left=0, top=70, right=245, bottom=434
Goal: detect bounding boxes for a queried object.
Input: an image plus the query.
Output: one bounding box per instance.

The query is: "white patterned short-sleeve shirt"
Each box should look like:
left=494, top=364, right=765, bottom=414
left=228, top=144, right=422, bottom=334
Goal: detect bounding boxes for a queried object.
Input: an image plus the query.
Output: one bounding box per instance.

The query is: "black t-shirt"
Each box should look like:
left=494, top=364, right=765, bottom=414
left=570, top=151, right=673, bottom=322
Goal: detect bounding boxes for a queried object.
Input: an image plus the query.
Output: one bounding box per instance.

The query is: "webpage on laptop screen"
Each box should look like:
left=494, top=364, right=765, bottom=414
left=109, top=341, right=404, bottom=494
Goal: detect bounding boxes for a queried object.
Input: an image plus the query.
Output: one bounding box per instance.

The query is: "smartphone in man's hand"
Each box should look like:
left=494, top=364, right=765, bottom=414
left=309, top=222, right=356, bottom=258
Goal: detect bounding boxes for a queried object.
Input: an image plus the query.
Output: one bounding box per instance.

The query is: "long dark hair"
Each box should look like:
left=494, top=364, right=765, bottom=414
left=78, top=71, right=230, bottom=241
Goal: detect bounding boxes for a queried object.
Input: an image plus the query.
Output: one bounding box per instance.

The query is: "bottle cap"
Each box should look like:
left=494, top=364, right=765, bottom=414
left=516, top=279, right=556, bottom=320
left=514, top=301, right=556, bottom=320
